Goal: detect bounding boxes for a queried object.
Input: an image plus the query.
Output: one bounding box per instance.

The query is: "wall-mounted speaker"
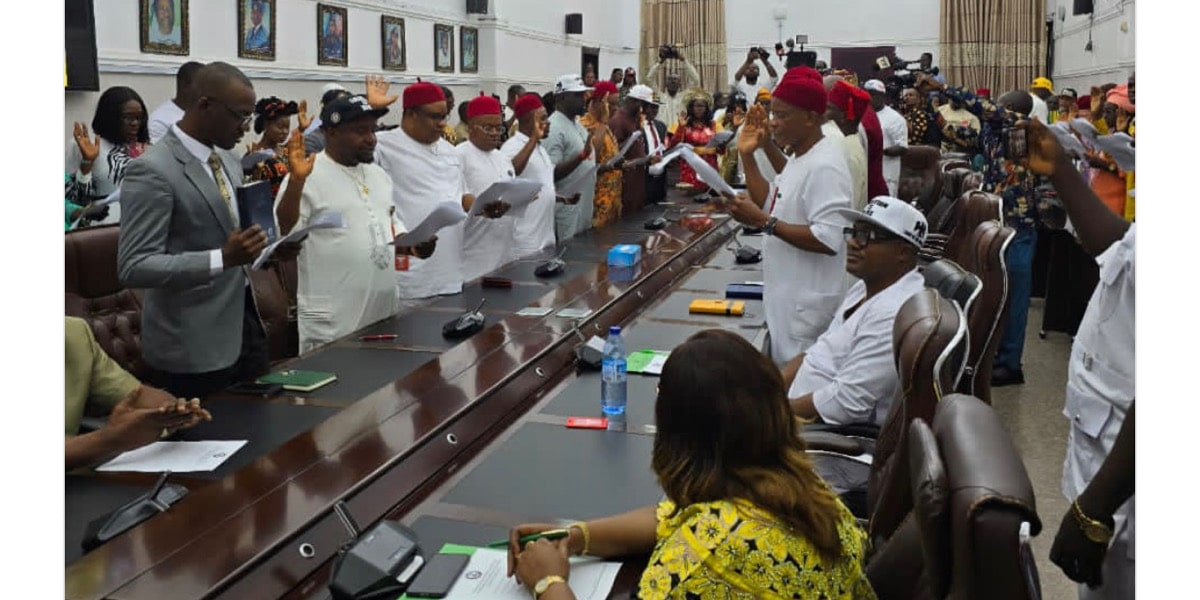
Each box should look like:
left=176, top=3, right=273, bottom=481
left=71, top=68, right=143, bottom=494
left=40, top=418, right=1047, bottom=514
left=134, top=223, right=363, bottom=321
left=1072, top=0, right=1093, bottom=16
left=467, top=0, right=488, bottom=15
left=566, top=14, right=583, bottom=35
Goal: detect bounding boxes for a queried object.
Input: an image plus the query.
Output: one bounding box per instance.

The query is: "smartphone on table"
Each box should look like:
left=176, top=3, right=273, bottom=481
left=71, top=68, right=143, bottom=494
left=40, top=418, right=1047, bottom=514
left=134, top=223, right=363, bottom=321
left=406, top=553, right=470, bottom=598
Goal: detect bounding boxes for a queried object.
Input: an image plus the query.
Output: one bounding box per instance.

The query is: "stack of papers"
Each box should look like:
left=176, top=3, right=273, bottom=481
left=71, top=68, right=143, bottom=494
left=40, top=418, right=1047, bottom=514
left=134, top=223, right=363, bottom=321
left=252, top=211, right=344, bottom=270
left=679, top=146, right=737, bottom=197
left=97, top=440, right=247, bottom=473
left=391, top=201, right=466, bottom=246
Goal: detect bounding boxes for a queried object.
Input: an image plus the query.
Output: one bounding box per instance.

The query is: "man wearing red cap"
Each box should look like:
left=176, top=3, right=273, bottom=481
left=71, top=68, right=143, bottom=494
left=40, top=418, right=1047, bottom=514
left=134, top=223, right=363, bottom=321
left=826, top=80, right=870, bottom=211
left=727, top=66, right=853, bottom=364
left=457, top=93, right=518, bottom=282
left=375, top=80, right=472, bottom=300
left=501, top=94, right=555, bottom=257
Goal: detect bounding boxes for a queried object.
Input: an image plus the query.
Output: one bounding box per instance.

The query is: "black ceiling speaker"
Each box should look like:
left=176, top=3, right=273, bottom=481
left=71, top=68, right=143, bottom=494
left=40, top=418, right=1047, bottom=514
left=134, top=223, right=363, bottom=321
left=467, top=0, right=488, bottom=15
left=1072, top=0, right=1093, bottom=15
left=566, top=14, right=583, bottom=35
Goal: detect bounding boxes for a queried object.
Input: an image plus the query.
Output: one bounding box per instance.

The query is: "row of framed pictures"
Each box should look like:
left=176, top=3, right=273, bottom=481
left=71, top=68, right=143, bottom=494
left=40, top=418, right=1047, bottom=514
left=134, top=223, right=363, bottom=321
left=138, top=0, right=478, bottom=73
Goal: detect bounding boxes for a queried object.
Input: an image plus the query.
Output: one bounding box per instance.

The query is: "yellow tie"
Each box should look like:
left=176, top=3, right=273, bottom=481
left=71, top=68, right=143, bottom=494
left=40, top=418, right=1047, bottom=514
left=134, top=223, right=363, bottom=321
left=207, top=153, right=235, bottom=221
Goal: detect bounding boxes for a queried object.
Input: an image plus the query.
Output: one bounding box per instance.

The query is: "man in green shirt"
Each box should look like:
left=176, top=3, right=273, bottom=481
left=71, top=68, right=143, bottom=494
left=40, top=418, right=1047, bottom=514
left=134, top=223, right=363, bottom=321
left=65, top=317, right=211, bottom=470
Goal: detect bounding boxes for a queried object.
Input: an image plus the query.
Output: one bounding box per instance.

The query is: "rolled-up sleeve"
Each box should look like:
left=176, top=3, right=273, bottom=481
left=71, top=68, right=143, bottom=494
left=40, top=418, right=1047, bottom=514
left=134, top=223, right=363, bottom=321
left=811, top=310, right=900, bottom=425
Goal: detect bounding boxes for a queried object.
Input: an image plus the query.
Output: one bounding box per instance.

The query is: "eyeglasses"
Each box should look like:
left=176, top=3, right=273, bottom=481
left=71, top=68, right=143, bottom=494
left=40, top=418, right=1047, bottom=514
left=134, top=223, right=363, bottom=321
left=210, top=99, right=254, bottom=127
left=121, top=113, right=146, bottom=124
left=473, top=123, right=504, bottom=134
left=843, top=226, right=899, bottom=246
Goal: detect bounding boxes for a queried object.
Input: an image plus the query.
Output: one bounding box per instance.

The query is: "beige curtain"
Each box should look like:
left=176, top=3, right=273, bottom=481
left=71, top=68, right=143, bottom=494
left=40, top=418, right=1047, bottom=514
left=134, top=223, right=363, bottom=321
left=640, top=0, right=727, bottom=92
left=940, top=0, right=1046, bottom=94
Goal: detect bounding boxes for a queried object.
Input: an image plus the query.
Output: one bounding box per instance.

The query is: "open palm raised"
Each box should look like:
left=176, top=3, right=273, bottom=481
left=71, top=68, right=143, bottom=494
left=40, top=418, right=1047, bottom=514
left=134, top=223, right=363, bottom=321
left=737, top=104, right=768, bottom=155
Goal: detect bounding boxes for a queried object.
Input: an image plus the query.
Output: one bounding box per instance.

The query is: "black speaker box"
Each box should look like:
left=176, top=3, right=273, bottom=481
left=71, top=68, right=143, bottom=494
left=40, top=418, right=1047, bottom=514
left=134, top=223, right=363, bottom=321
left=467, top=0, right=488, bottom=15
left=566, top=13, right=583, bottom=34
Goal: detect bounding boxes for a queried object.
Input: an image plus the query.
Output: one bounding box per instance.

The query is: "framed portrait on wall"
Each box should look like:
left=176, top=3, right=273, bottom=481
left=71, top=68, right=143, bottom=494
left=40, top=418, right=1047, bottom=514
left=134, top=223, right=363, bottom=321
left=381, top=16, right=406, bottom=71
left=460, top=26, right=478, bottom=73
left=140, top=0, right=189, bottom=55
left=434, top=24, right=454, bottom=73
left=237, top=0, right=275, bottom=60
left=317, top=3, right=348, bottom=67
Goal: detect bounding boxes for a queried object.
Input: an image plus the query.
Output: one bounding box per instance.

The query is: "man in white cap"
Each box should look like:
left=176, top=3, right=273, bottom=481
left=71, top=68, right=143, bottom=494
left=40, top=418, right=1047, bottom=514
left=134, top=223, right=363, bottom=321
left=782, top=196, right=927, bottom=426
left=864, top=79, right=908, bottom=196
left=543, top=74, right=597, bottom=239
left=304, top=83, right=351, bottom=153
left=612, top=84, right=658, bottom=215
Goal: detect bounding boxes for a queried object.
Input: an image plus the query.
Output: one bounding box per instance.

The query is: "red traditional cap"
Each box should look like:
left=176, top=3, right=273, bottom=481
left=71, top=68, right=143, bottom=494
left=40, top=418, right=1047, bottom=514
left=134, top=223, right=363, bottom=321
left=1077, top=95, right=1091, bottom=110
left=513, top=93, right=544, bottom=119
left=976, top=87, right=991, bottom=98
left=591, top=81, right=619, bottom=99
left=466, top=92, right=503, bottom=119
left=828, top=79, right=870, bottom=121
left=772, top=66, right=827, bottom=115
left=402, top=78, right=446, bottom=110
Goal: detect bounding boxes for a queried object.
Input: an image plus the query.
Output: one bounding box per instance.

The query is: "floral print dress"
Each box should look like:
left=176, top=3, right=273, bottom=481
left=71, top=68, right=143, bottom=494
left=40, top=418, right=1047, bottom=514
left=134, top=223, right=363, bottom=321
left=581, top=113, right=623, bottom=227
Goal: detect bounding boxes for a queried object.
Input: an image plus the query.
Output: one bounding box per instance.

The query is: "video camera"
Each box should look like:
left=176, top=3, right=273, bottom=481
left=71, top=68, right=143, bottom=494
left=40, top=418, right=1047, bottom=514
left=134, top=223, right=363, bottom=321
left=658, top=44, right=683, bottom=61
left=776, top=38, right=817, bottom=70
left=748, top=46, right=772, bottom=62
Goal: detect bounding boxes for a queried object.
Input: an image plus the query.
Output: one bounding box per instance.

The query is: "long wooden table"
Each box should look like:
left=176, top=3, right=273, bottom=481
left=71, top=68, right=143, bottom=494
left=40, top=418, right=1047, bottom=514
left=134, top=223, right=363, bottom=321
left=66, top=201, right=764, bottom=600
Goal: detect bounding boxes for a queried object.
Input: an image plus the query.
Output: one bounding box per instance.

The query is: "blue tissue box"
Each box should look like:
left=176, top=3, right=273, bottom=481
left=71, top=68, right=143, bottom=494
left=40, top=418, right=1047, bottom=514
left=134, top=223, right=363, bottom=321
left=607, top=244, right=642, bottom=267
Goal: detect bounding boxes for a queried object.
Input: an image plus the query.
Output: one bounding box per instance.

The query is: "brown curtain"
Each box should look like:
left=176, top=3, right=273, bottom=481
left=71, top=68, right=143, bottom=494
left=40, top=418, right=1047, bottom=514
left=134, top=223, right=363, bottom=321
left=940, top=0, right=1046, bottom=94
left=640, top=0, right=727, bottom=92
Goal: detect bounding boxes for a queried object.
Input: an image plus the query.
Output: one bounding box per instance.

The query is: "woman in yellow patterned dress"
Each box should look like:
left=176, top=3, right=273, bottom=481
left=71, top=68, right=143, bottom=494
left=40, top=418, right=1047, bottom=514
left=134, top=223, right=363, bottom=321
left=506, top=330, right=876, bottom=600
left=581, top=81, right=624, bottom=228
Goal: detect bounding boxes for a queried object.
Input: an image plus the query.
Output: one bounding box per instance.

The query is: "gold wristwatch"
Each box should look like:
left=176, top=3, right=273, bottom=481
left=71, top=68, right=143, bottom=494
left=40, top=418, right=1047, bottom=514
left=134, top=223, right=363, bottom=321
left=534, top=575, right=566, bottom=598
left=1072, top=500, right=1114, bottom=544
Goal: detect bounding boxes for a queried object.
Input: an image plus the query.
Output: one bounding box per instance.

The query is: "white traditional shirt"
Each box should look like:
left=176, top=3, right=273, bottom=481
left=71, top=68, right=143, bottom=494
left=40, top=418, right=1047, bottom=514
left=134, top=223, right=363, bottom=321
left=500, top=132, right=557, bottom=258
left=876, top=105, right=909, bottom=196
left=148, top=100, right=184, bottom=144
left=763, top=134, right=852, bottom=363
left=790, top=270, right=925, bottom=426
left=457, top=142, right=517, bottom=282
left=276, top=152, right=404, bottom=353
left=375, top=127, right=468, bottom=299
left=544, top=111, right=597, bottom=239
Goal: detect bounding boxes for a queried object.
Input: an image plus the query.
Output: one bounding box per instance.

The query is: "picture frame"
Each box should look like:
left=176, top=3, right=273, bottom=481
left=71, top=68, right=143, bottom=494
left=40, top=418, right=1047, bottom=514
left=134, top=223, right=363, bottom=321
left=434, top=23, right=454, bottom=73
left=140, top=0, right=190, bottom=56
left=381, top=16, right=406, bottom=71
left=460, top=26, right=478, bottom=73
left=237, top=0, right=276, bottom=61
left=317, top=3, right=348, bottom=67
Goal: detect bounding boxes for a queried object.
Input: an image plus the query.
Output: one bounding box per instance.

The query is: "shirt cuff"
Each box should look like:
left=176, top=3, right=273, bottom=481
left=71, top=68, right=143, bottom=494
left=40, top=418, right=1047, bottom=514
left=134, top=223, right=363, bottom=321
left=811, top=384, right=852, bottom=425
left=209, top=249, right=223, bottom=277
left=76, top=171, right=93, bottom=185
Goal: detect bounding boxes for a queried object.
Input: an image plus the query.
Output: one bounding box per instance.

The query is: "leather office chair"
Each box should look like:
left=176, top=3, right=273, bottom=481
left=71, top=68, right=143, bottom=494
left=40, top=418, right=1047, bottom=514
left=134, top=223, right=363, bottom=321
left=939, top=157, right=972, bottom=174
left=926, top=191, right=1002, bottom=265
left=898, top=146, right=943, bottom=211
left=922, top=259, right=981, bottom=318
left=868, top=394, right=1042, bottom=600
left=65, top=225, right=145, bottom=378
left=247, top=267, right=293, bottom=364
left=954, top=221, right=1015, bottom=404
left=924, top=169, right=973, bottom=237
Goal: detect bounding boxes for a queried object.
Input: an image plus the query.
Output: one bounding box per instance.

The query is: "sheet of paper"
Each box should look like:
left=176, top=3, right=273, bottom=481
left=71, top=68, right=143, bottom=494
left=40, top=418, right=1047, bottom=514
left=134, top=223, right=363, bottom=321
left=252, top=211, right=345, bottom=270
left=515, top=307, right=554, bottom=317
left=97, top=440, right=248, bottom=473
left=441, top=548, right=620, bottom=600
left=391, top=201, right=467, bottom=246
left=1049, top=122, right=1089, bottom=159
left=601, top=131, right=644, bottom=169
left=557, top=308, right=594, bottom=319
left=627, top=349, right=671, bottom=375
left=648, top=144, right=690, bottom=176
left=468, top=178, right=544, bottom=216
left=1093, top=133, right=1135, bottom=171
left=679, top=146, right=737, bottom=197
left=1069, top=118, right=1098, bottom=150
left=705, top=130, right=735, bottom=149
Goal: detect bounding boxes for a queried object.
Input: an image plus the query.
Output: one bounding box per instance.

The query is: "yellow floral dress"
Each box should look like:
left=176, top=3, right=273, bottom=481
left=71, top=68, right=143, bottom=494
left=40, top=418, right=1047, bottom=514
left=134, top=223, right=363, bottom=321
left=580, top=113, right=623, bottom=228
left=638, top=499, right=876, bottom=600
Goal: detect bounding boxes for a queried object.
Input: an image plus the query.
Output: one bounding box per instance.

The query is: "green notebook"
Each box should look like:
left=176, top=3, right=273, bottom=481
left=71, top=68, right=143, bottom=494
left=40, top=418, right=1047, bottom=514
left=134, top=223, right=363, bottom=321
left=256, top=369, right=337, bottom=392
left=627, top=350, right=670, bottom=375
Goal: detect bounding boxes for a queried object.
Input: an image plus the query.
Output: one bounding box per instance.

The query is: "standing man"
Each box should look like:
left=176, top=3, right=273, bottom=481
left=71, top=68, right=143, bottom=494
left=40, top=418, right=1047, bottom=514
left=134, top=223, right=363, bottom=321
left=147, top=61, right=203, bottom=144
left=865, top=79, right=909, bottom=196
left=501, top=94, right=555, bottom=257
left=544, top=74, right=597, bottom=240
left=609, top=68, right=623, bottom=86
left=118, top=62, right=278, bottom=398
left=275, top=95, right=434, bottom=352
left=1030, top=77, right=1054, bottom=123
left=457, top=94, right=517, bottom=282
left=643, top=96, right=669, bottom=205
left=503, top=84, right=526, bottom=140
left=725, top=66, right=852, bottom=364
left=645, top=52, right=701, bottom=122
left=611, top=84, right=657, bottom=216
left=825, top=80, right=870, bottom=210
left=733, top=48, right=779, bottom=102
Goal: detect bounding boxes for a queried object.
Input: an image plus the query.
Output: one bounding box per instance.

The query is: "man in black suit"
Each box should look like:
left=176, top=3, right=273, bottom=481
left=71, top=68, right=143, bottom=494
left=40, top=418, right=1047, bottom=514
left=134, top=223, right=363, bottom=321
left=643, top=97, right=669, bottom=204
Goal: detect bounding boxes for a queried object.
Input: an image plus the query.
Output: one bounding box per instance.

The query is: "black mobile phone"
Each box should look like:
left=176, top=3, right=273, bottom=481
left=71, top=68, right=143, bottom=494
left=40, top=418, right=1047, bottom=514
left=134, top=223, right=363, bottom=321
left=227, top=381, right=283, bottom=397
left=405, top=553, right=470, bottom=598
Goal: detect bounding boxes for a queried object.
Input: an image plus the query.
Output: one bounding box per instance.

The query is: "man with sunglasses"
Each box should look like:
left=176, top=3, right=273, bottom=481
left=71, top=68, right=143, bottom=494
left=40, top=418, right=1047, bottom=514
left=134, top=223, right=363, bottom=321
left=781, top=197, right=927, bottom=426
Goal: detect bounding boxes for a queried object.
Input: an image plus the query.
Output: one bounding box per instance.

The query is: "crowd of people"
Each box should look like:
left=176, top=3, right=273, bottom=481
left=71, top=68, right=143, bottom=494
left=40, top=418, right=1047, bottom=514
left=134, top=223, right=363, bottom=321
left=65, top=48, right=1134, bottom=600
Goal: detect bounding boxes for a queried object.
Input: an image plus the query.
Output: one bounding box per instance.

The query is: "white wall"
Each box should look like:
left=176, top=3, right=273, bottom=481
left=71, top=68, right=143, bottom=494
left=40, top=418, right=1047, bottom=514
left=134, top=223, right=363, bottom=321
left=1047, top=0, right=1135, bottom=92
left=65, top=0, right=638, bottom=146
left=723, top=0, right=940, bottom=89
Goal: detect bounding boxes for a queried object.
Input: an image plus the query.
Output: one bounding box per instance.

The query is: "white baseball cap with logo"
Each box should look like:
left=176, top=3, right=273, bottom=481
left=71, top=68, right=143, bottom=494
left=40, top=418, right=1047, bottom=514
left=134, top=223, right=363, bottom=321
left=835, top=196, right=928, bottom=248
left=863, top=79, right=887, bottom=94
left=626, top=84, right=659, bottom=105
left=554, top=74, right=592, bottom=95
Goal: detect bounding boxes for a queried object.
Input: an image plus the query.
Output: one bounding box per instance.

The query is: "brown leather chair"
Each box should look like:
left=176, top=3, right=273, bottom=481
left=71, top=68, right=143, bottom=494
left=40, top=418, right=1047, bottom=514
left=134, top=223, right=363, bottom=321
left=954, top=221, right=1015, bottom=404
left=65, top=225, right=145, bottom=378
left=925, top=191, right=1002, bottom=264
left=247, top=266, right=294, bottom=364
left=939, top=157, right=972, bottom=174
left=898, top=146, right=943, bottom=211
left=922, top=259, right=981, bottom=318
left=902, top=394, right=1042, bottom=599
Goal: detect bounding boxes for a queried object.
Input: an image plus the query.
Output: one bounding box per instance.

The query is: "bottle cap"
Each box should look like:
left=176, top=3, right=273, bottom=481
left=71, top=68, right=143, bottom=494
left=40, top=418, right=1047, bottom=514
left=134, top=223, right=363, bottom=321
left=609, top=326, right=621, bottom=335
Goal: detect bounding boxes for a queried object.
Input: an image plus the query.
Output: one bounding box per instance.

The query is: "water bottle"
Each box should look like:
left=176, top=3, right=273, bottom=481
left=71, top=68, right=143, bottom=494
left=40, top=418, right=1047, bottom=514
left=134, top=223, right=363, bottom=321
left=601, top=326, right=628, bottom=415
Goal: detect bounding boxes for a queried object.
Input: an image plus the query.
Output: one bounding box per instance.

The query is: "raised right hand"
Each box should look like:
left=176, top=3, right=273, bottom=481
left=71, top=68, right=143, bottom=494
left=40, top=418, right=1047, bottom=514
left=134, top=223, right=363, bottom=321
left=73, top=122, right=101, bottom=163
left=222, top=225, right=269, bottom=268
left=286, top=129, right=315, bottom=180
left=746, top=48, right=760, bottom=63
left=1022, top=118, right=1065, bottom=177
left=365, top=74, right=399, bottom=109
left=736, top=104, right=767, bottom=155
left=505, top=523, right=583, bottom=576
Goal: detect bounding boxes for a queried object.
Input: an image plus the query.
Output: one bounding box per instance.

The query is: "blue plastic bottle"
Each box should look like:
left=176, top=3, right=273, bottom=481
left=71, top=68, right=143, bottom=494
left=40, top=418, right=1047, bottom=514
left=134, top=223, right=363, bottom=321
left=601, top=326, right=628, bottom=415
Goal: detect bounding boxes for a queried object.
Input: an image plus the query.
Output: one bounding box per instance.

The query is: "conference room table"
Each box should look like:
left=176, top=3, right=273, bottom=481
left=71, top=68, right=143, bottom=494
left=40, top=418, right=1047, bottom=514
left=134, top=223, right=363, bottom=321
left=65, top=197, right=766, bottom=600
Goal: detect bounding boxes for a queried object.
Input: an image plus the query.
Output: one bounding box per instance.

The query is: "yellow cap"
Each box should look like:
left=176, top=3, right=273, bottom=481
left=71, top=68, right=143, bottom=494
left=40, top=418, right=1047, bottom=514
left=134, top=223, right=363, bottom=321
left=756, top=88, right=772, bottom=101
left=1032, top=77, right=1054, bottom=92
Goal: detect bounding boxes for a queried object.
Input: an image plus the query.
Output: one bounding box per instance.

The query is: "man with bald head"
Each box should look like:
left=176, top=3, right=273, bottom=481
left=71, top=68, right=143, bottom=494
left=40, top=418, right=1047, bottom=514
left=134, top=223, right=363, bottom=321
left=119, top=62, right=285, bottom=398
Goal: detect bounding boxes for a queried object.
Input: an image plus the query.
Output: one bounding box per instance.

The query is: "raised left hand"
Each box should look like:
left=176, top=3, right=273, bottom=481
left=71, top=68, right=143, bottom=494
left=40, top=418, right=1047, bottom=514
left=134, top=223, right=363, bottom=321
left=513, top=537, right=571, bottom=592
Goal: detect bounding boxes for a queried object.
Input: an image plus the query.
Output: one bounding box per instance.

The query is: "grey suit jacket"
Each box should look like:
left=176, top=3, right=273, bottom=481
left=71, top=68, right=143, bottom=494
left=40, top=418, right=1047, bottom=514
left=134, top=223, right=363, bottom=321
left=117, top=129, right=247, bottom=374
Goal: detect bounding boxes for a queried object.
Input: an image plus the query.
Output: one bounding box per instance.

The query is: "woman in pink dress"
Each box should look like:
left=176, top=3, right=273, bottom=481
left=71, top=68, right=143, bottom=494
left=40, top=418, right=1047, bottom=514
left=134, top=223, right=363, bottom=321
left=666, top=90, right=724, bottom=193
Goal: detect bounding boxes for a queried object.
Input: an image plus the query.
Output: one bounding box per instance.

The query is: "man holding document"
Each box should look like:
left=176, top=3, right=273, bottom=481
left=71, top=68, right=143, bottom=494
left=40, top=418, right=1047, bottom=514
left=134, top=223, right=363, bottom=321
left=275, top=95, right=435, bottom=353
left=501, top=93, right=556, bottom=258
left=457, top=93, right=520, bottom=282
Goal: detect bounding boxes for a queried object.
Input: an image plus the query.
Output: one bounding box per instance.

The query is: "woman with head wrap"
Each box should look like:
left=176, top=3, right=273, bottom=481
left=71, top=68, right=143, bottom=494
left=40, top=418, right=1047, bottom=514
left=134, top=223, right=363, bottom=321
left=244, top=96, right=308, bottom=197
left=582, top=81, right=624, bottom=227
left=666, top=88, right=724, bottom=194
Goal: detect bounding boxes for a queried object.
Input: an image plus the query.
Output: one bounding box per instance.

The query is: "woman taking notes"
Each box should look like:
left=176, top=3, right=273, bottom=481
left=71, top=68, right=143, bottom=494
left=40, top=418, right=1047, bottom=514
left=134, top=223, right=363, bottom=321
left=505, top=330, right=876, bottom=599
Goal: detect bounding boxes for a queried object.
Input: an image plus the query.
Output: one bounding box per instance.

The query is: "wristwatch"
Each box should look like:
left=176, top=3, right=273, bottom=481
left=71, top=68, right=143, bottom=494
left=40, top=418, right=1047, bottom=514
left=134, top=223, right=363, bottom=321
left=1071, top=500, right=1114, bottom=545
left=534, top=575, right=567, bottom=598
left=762, top=216, right=780, bottom=236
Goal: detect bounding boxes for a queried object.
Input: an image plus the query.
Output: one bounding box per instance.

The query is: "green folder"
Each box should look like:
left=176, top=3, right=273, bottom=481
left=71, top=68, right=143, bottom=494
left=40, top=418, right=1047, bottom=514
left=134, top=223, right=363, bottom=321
left=255, top=369, right=337, bottom=392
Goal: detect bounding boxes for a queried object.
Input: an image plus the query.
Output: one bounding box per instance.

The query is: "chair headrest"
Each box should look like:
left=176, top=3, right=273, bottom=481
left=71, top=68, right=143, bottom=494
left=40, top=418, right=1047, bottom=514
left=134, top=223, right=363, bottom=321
left=942, top=168, right=973, bottom=201
left=65, top=225, right=123, bottom=298
left=908, top=419, right=952, bottom=599
left=923, top=259, right=982, bottom=313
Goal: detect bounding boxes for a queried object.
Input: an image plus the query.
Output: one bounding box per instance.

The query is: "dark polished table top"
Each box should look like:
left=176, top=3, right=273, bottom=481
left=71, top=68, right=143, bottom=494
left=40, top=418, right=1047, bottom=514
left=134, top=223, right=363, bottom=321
left=65, top=201, right=762, bottom=600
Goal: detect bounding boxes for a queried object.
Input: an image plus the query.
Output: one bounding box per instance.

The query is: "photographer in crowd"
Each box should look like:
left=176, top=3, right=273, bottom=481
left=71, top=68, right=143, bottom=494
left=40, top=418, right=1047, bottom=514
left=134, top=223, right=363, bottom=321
left=645, top=45, right=702, bottom=124
left=734, top=47, right=779, bottom=101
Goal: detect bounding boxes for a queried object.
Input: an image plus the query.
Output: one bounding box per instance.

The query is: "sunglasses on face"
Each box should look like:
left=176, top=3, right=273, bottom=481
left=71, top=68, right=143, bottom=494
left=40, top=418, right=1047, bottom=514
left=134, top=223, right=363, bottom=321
left=843, top=226, right=899, bottom=246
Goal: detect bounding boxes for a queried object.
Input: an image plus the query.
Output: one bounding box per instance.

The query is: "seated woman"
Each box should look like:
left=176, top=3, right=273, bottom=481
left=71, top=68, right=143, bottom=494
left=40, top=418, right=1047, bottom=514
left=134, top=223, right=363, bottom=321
left=244, top=97, right=307, bottom=197
left=506, top=330, right=876, bottom=600
left=667, top=91, right=724, bottom=194
left=66, top=86, right=151, bottom=224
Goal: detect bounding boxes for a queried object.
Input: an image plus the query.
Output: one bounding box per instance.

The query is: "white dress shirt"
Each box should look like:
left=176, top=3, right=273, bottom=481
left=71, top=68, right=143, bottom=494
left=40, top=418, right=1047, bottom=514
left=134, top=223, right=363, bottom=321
left=171, top=124, right=240, bottom=277
left=148, top=100, right=184, bottom=144
left=876, top=105, right=909, bottom=196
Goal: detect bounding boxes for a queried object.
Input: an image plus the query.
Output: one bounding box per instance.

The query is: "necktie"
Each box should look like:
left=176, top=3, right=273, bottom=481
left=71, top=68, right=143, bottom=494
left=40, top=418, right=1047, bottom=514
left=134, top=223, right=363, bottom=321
left=207, top=153, right=235, bottom=221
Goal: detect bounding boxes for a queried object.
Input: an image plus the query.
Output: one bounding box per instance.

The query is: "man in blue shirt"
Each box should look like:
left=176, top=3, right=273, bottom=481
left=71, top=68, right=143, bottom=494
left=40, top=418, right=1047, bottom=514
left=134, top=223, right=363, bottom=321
left=244, top=0, right=270, bottom=51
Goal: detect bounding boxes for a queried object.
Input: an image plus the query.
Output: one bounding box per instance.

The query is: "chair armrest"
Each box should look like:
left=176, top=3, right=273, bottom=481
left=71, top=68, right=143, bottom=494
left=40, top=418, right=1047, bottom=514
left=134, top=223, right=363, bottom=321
left=802, top=431, right=866, bottom=455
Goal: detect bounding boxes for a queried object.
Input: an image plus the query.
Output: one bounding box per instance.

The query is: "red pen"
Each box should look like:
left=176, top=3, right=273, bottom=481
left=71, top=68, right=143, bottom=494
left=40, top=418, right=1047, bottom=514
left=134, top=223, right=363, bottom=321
left=359, top=334, right=398, bottom=341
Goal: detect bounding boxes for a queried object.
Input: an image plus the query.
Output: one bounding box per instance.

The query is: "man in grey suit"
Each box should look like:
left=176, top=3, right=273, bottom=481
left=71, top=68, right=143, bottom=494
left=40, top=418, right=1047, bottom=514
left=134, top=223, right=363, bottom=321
left=118, top=62, right=283, bottom=399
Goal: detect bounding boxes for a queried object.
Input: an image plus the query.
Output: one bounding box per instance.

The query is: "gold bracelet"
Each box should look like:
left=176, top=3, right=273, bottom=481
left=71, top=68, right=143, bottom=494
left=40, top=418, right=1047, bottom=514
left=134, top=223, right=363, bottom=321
left=569, top=521, right=590, bottom=556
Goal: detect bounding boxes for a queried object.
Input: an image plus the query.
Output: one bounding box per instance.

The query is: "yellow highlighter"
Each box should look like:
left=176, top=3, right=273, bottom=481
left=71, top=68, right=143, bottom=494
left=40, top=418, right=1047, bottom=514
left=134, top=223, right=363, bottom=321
left=689, top=299, right=746, bottom=316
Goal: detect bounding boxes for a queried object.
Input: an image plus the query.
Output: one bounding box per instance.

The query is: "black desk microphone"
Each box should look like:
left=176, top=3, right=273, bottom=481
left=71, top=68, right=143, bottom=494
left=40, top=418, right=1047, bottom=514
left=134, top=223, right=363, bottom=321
left=328, top=501, right=423, bottom=600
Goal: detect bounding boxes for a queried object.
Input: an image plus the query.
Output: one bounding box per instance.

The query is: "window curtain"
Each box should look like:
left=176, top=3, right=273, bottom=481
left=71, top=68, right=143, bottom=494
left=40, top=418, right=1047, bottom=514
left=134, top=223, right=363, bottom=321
left=940, top=0, right=1046, bottom=94
left=640, top=0, right=727, bottom=93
